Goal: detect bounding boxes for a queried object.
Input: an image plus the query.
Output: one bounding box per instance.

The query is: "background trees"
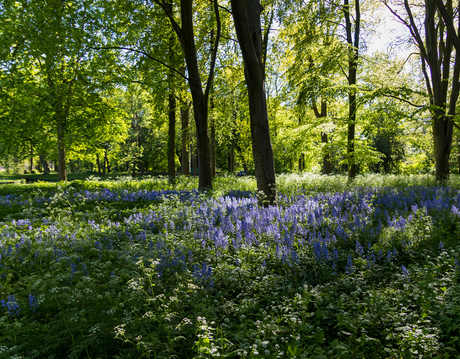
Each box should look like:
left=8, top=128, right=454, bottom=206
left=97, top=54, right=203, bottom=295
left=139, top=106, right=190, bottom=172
left=0, top=0, right=454, bottom=182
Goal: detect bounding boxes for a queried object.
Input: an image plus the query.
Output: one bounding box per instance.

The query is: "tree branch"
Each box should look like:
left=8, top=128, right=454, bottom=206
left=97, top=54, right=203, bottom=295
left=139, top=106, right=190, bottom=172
left=204, top=0, right=221, bottom=102
left=152, top=0, right=183, bottom=43
left=436, top=0, right=460, bottom=52
left=89, top=46, right=187, bottom=80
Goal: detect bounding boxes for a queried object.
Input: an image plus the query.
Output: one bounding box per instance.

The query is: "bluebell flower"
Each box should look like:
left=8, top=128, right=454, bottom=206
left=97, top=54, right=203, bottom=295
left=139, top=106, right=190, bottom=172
left=356, top=240, right=364, bottom=256
left=439, top=241, right=445, bottom=252
left=193, top=262, right=214, bottom=289
left=29, top=294, right=37, bottom=313
left=402, top=265, right=410, bottom=282
left=345, top=254, right=353, bottom=275
left=1, top=295, right=21, bottom=317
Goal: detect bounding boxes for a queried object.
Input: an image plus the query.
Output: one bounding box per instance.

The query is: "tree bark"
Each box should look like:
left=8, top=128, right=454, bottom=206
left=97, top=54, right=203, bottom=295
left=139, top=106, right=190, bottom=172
left=39, top=155, right=50, bottom=175
left=210, top=91, right=216, bottom=177
left=105, top=149, right=110, bottom=173
left=181, top=106, right=190, bottom=175
left=102, top=152, right=107, bottom=176
left=344, top=0, right=360, bottom=181
left=156, top=0, right=221, bottom=189
left=313, top=100, right=331, bottom=174
left=231, top=0, right=277, bottom=206
left=168, top=84, right=176, bottom=182
left=385, top=0, right=459, bottom=180
left=57, top=123, right=67, bottom=181
left=30, top=143, right=33, bottom=173
left=191, top=146, right=197, bottom=176
left=229, top=129, right=236, bottom=173
left=179, top=0, right=214, bottom=188
left=210, top=30, right=217, bottom=177
left=96, top=154, right=101, bottom=176
left=168, top=34, right=176, bottom=183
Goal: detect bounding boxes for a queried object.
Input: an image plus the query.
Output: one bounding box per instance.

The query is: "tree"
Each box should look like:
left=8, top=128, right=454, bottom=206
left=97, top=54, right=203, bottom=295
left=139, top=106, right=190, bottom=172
left=153, top=0, right=221, bottom=189
left=0, top=0, right=120, bottom=181
left=384, top=0, right=460, bottom=180
left=344, top=0, right=361, bottom=180
left=231, top=0, right=277, bottom=206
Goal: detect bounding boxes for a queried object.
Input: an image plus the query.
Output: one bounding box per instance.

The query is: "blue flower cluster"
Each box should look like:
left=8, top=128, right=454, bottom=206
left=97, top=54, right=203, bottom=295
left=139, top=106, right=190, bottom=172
left=156, top=245, right=187, bottom=278
left=1, top=294, right=21, bottom=317
left=1, top=184, right=460, bottom=310
left=193, top=262, right=214, bottom=289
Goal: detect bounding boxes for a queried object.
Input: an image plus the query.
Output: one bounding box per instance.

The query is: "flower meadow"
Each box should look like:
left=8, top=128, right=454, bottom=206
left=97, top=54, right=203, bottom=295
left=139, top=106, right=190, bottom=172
left=1, top=174, right=460, bottom=358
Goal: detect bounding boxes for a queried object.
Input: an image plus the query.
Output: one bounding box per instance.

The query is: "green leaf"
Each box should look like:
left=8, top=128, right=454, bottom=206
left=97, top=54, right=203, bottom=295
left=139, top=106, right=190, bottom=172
left=315, top=330, right=325, bottom=344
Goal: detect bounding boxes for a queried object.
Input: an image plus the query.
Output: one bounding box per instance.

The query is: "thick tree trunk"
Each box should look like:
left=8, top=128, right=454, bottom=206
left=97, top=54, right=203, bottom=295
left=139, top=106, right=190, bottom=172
left=433, top=115, right=453, bottom=180
left=181, top=106, right=190, bottom=175
left=191, top=97, right=212, bottom=186
left=174, top=0, right=219, bottom=189
left=231, top=0, right=277, bottom=206
left=57, top=123, right=67, bottom=181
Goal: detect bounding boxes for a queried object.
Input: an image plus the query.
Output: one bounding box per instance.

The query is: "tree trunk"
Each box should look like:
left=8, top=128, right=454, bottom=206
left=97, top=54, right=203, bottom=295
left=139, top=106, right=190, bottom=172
left=210, top=92, right=216, bottom=177
left=313, top=100, right=331, bottom=174
left=229, top=129, right=236, bottom=173
left=162, top=0, right=220, bottom=190
left=57, top=123, right=67, bottom=181
left=210, top=30, right=216, bottom=178
left=321, top=132, right=331, bottom=174
left=298, top=153, right=306, bottom=172
left=105, top=150, right=111, bottom=173
left=168, top=86, right=176, bottom=182
left=39, top=155, right=50, bottom=175
left=30, top=143, right=33, bottom=173
left=229, top=97, right=238, bottom=173
left=181, top=106, right=190, bottom=175
left=231, top=0, right=277, bottom=206
left=344, top=0, right=360, bottom=181
left=168, top=35, right=176, bottom=183
left=191, top=148, right=197, bottom=176
left=102, top=153, right=106, bottom=175
left=96, top=154, right=101, bottom=176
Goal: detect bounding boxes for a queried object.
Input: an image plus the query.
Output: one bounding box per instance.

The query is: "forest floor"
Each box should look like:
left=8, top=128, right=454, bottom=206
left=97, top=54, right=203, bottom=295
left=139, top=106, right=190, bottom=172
left=0, top=173, right=460, bottom=358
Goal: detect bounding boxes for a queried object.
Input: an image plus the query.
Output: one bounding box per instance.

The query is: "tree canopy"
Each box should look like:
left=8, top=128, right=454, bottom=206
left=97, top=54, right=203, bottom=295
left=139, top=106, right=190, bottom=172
left=0, top=0, right=457, bottom=183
